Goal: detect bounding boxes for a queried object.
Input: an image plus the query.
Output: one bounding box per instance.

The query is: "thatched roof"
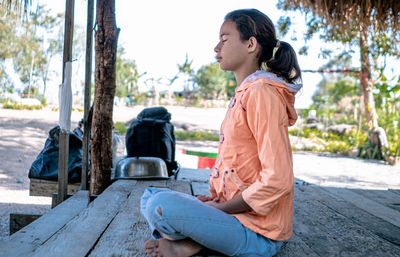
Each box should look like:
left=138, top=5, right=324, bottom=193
left=279, top=0, right=400, bottom=32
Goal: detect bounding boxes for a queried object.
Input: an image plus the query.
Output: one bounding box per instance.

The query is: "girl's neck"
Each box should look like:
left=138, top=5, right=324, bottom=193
left=233, top=60, right=260, bottom=86
left=234, top=67, right=260, bottom=86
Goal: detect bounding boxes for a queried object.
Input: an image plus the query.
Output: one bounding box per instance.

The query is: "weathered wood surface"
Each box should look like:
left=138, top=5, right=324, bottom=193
left=191, top=181, right=210, bottom=196
left=30, top=178, right=80, bottom=197
left=0, top=190, right=89, bottom=257
left=349, top=188, right=400, bottom=212
left=276, top=233, right=319, bottom=257
left=6, top=168, right=400, bottom=257
left=88, top=180, right=192, bottom=257
left=310, top=186, right=400, bottom=245
left=30, top=180, right=137, bottom=257
left=287, top=186, right=400, bottom=256
left=322, top=186, right=400, bottom=228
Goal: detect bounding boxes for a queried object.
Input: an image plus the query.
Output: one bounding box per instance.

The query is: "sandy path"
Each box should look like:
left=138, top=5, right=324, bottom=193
left=0, top=105, right=399, bottom=240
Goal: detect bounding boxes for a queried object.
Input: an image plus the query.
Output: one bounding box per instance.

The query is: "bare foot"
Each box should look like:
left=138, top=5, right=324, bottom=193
left=144, top=238, right=202, bottom=257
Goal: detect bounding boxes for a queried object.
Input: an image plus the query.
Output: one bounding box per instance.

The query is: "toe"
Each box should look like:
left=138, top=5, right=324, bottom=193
left=144, top=239, right=158, bottom=249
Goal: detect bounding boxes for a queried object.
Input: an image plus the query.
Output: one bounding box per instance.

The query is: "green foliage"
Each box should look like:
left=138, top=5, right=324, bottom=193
left=311, top=76, right=359, bottom=120
left=289, top=127, right=368, bottom=155
left=175, top=131, right=219, bottom=141
left=2, top=101, right=43, bottom=110
left=132, top=92, right=149, bottom=105
left=194, top=63, right=231, bottom=100
left=114, top=122, right=128, bottom=134
left=115, top=46, right=139, bottom=98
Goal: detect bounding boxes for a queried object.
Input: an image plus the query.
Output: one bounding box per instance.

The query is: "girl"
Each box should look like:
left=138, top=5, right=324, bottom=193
left=141, top=8, right=302, bottom=257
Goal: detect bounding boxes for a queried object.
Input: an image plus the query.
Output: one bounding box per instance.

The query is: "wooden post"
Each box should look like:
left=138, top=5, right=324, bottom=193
left=57, top=0, right=75, bottom=206
left=82, top=0, right=94, bottom=191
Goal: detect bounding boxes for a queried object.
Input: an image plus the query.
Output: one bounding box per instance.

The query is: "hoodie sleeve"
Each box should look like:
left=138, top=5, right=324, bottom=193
left=241, top=83, right=294, bottom=216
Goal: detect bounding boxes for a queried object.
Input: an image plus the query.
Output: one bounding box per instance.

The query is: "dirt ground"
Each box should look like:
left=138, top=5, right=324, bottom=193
left=0, top=105, right=399, bottom=240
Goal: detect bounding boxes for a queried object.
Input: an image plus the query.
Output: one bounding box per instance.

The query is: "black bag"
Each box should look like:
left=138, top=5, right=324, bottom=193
left=28, top=125, right=83, bottom=183
left=126, top=106, right=179, bottom=177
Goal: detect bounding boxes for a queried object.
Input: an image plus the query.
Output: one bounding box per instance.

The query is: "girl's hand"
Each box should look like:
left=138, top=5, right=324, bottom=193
left=205, top=199, right=222, bottom=209
left=197, top=195, right=215, bottom=202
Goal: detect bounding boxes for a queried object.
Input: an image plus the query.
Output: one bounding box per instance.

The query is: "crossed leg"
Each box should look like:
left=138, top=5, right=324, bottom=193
left=144, top=206, right=202, bottom=257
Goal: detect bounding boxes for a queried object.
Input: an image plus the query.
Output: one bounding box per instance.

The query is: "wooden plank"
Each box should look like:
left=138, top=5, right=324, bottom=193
left=276, top=234, right=319, bottom=257
left=322, top=186, right=400, bottom=228
left=178, top=167, right=210, bottom=183
left=58, top=130, right=70, bottom=205
left=349, top=188, right=400, bottom=212
left=192, top=181, right=210, bottom=196
left=29, top=180, right=137, bottom=257
left=0, top=190, right=89, bottom=257
left=88, top=180, right=170, bottom=257
left=9, top=213, right=42, bottom=235
left=166, top=179, right=192, bottom=194
left=30, top=178, right=80, bottom=197
left=292, top=186, right=400, bottom=256
left=309, top=186, right=400, bottom=245
left=82, top=0, right=94, bottom=191
left=390, top=189, right=400, bottom=196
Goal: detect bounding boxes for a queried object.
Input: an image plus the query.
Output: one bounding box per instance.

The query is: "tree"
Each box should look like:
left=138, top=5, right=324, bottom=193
left=278, top=0, right=400, bottom=132
left=12, top=18, right=45, bottom=96
left=0, top=4, right=18, bottom=93
left=90, top=0, right=119, bottom=195
left=115, top=46, right=139, bottom=98
left=194, top=63, right=228, bottom=100
left=175, top=54, right=195, bottom=93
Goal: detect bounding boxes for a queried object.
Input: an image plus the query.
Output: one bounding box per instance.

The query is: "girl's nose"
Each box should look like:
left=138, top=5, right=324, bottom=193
left=214, top=42, right=221, bottom=53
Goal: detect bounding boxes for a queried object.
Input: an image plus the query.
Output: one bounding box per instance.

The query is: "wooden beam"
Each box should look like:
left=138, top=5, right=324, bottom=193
left=58, top=0, right=75, bottom=205
left=82, top=0, right=94, bottom=191
left=9, top=214, right=42, bottom=235
left=29, top=178, right=80, bottom=197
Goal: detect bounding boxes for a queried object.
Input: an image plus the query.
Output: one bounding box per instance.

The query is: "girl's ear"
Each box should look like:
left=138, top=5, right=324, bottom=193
left=247, top=36, right=258, bottom=53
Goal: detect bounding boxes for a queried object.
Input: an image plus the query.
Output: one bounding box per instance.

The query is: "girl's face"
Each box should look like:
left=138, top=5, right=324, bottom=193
left=214, top=20, right=250, bottom=72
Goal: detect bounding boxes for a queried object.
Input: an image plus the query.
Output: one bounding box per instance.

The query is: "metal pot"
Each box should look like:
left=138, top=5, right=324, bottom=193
left=114, top=157, right=169, bottom=180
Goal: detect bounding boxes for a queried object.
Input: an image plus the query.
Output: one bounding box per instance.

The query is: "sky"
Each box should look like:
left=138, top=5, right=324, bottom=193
left=35, top=0, right=399, bottom=108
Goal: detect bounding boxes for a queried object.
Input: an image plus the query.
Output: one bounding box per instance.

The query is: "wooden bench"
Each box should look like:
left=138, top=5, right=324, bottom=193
left=29, top=178, right=80, bottom=197
left=2, top=168, right=400, bottom=256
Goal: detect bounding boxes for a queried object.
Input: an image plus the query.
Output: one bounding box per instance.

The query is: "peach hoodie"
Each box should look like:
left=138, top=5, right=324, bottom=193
left=209, top=70, right=300, bottom=241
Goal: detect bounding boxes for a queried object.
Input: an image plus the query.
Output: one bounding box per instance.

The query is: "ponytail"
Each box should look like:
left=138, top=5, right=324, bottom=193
left=265, top=41, right=302, bottom=84
left=225, top=9, right=302, bottom=85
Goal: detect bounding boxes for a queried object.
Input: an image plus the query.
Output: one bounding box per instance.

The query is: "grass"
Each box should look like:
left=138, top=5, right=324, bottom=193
left=113, top=121, right=219, bottom=142
left=2, top=102, right=43, bottom=110
left=114, top=121, right=128, bottom=134
left=175, top=131, right=219, bottom=141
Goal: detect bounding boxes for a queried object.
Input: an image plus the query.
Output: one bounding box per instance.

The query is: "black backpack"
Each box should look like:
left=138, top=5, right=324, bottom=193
left=29, top=125, right=84, bottom=183
left=126, top=107, right=179, bottom=178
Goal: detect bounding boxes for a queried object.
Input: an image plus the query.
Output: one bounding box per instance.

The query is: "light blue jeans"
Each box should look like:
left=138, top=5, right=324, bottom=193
left=140, top=187, right=283, bottom=257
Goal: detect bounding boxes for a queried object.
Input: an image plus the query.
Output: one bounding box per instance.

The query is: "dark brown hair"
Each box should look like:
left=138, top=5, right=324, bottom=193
left=225, top=9, right=301, bottom=84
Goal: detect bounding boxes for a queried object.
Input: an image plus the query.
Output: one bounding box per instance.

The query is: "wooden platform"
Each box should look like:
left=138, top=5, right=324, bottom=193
left=29, top=178, right=80, bottom=197
left=2, top=168, right=400, bottom=256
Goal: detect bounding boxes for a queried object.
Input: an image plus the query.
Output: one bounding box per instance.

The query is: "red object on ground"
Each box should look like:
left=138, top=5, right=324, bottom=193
left=197, top=156, right=216, bottom=169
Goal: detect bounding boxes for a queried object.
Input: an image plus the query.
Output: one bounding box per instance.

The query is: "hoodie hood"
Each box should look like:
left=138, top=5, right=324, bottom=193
left=236, top=70, right=300, bottom=126
left=240, top=70, right=302, bottom=93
